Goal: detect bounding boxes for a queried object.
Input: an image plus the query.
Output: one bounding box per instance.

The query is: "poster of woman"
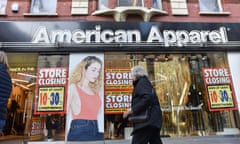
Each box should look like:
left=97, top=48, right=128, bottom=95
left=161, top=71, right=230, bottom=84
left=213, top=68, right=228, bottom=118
left=66, top=53, right=104, bottom=142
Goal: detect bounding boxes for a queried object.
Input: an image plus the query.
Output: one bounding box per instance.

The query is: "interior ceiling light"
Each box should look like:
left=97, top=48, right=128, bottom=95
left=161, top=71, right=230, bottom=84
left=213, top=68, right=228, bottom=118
left=12, top=78, right=29, bottom=83
left=17, top=72, right=37, bottom=78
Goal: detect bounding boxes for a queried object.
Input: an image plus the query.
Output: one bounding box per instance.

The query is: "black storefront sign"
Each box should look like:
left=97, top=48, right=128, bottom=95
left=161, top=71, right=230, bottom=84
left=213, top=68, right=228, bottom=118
left=0, top=21, right=240, bottom=52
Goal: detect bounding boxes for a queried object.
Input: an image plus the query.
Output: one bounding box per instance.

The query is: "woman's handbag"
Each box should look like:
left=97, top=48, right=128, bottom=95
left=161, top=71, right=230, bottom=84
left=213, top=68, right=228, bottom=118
left=128, top=89, right=154, bottom=123
left=128, top=108, right=149, bottom=123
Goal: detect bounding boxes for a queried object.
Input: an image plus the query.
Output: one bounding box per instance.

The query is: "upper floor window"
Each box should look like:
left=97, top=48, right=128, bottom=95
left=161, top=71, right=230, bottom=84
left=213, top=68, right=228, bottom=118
left=153, top=0, right=162, bottom=10
left=98, top=0, right=108, bottom=10
left=71, top=0, right=89, bottom=15
left=118, top=0, right=143, bottom=7
left=30, top=0, right=57, bottom=13
left=0, top=0, right=7, bottom=14
left=199, top=0, right=222, bottom=12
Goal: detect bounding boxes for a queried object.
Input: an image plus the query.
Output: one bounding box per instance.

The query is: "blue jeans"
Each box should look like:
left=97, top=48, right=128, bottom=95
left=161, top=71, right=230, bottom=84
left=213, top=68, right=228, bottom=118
left=0, top=120, right=6, bottom=133
left=67, top=119, right=104, bottom=141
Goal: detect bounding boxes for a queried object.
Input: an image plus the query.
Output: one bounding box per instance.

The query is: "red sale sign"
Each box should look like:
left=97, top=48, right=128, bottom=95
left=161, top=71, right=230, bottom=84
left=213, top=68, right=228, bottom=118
left=34, top=68, right=68, bottom=114
left=202, top=67, right=238, bottom=111
left=104, top=69, right=133, bottom=114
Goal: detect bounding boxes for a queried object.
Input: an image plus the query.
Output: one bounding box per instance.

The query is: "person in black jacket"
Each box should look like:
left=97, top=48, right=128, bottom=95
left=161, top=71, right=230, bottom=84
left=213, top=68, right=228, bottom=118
left=0, top=51, right=12, bottom=134
left=123, top=65, right=163, bottom=144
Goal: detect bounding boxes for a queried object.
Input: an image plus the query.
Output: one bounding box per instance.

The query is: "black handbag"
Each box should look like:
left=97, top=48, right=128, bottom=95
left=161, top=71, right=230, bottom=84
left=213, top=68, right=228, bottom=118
left=128, top=89, right=154, bottom=123
left=128, top=108, right=149, bottom=123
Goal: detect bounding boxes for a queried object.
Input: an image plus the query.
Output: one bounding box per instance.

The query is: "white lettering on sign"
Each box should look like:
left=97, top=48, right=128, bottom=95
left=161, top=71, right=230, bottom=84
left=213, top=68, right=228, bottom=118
left=32, top=25, right=229, bottom=47
left=38, top=68, right=67, bottom=85
left=147, top=26, right=228, bottom=46
left=32, top=25, right=141, bottom=43
left=203, top=68, right=231, bottom=85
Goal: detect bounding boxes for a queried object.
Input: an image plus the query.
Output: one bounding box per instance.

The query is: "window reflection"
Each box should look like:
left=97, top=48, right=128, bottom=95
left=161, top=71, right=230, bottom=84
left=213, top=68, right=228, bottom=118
left=118, top=0, right=143, bottom=7
left=30, top=0, right=57, bottom=13
left=199, top=0, right=221, bottom=12
left=0, top=0, right=7, bottom=13
left=153, top=0, right=162, bottom=10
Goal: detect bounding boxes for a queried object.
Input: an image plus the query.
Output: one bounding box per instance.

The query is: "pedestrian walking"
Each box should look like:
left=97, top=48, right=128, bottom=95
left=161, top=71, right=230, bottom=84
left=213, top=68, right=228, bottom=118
left=123, top=65, right=163, bottom=144
left=0, top=51, right=12, bottom=135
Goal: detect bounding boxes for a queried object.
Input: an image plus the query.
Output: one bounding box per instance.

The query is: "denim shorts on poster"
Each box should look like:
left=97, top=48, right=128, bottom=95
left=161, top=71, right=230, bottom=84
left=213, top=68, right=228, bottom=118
left=67, top=119, right=104, bottom=141
left=0, top=120, right=6, bottom=133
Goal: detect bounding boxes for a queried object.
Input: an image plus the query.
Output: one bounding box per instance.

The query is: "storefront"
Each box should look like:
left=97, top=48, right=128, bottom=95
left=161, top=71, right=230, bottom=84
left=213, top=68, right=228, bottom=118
left=1, top=21, right=239, bottom=143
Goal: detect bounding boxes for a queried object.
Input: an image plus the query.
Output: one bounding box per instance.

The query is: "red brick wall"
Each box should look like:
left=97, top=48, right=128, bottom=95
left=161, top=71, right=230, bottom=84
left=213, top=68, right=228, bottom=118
left=1, top=0, right=240, bottom=22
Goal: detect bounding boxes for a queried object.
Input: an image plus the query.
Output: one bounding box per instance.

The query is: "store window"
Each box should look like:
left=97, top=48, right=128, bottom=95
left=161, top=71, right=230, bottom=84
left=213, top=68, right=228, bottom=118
left=104, top=52, right=240, bottom=139
left=0, top=0, right=7, bottom=14
left=30, top=0, right=57, bottom=14
left=6, top=53, right=38, bottom=139
left=6, top=53, right=69, bottom=142
left=199, top=0, right=222, bottom=12
left=32, top=55, right=69, bottom=141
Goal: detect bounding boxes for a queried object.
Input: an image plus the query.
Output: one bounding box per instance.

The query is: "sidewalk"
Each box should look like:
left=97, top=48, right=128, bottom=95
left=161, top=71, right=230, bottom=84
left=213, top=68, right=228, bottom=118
left=0, top=135, right=239, bottom=144
left=104, top=135, right=240, bottom=144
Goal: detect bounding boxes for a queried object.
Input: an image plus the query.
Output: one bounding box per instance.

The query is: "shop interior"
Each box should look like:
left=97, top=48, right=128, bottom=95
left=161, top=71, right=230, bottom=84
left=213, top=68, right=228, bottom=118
left=2, top=52, right=239, bottom=141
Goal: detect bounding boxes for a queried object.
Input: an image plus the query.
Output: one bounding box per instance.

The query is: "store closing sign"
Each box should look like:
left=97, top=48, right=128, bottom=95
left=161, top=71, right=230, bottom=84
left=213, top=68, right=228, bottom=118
left=202, top=67, right=238, bottom=111
left=104, top=69, right=133, bottom=114
left=34, top=68, right=68, bottom=114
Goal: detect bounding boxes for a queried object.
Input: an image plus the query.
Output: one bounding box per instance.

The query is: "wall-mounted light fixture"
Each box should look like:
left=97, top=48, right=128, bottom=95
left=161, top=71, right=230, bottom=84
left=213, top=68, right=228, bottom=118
left=11, top=3, right=19, bottom=13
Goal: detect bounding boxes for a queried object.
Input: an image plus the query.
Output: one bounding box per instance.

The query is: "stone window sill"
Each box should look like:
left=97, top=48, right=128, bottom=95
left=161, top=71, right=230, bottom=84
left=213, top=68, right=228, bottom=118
left=199, top=11, right=230, bottom=15
left=24, top=13, right=58, bottom=17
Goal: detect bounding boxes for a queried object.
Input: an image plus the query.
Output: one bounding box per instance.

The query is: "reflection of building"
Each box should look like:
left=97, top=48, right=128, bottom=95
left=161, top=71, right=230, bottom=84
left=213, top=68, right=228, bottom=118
left=0, top=0, right=240, bottom=143
left=0, top=0, right=6, bottom=13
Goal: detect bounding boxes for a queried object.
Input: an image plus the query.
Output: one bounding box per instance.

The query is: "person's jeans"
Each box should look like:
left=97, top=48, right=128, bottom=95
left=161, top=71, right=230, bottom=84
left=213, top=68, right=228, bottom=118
left=67, top=119, right=104, bottom=141
left=0, top=120, right=6, bottom=133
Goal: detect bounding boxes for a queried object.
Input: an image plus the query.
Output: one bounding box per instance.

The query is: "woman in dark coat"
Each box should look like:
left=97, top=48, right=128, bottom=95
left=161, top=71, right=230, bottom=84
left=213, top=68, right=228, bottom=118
left=123, top=65, right=163, bottom=144
left=0, top=51, right=12, bottom=134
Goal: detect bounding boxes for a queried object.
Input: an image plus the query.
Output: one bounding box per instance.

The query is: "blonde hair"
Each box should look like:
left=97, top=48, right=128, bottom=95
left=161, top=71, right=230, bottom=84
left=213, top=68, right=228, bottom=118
left=0, top=51, right=9, bottom=69
left=69, top=56, right=102, bottom=93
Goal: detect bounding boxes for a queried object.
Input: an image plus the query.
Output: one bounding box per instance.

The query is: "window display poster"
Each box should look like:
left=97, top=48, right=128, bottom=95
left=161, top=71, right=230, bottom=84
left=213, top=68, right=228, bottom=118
left=202, top=67, right=238, bottom=111
left=34, top=67, right=68, bottom=114
left=105, top=69, right=133, bottom=114
left=29, top=116, right=45, bottom=141
left=227, top=53, right=240, bottom=115
left=66, top=53, right=104, bottom=142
